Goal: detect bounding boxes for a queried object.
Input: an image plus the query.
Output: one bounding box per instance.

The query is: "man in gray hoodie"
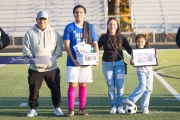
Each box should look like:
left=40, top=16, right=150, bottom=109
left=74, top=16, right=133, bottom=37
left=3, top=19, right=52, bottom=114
left=22, top=10, right=63, bottom=117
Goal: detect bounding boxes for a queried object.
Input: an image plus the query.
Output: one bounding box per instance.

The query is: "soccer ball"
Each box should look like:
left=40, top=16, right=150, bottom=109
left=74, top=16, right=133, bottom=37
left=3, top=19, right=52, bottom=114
left=125, top=105, right=137, bottom=114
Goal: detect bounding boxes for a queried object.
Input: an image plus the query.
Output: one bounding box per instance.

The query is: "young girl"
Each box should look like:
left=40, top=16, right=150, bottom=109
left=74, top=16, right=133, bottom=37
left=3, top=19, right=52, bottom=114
left=123, top=34, right=156, bottom=114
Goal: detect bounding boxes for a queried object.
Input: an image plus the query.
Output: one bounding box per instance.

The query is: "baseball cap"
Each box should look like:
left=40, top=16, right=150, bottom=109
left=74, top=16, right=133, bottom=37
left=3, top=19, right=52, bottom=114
left=37, top=10, right=48, bottom=18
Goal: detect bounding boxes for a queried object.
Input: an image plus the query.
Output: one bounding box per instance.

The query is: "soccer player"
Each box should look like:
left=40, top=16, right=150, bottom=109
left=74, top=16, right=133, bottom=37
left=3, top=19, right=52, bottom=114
left=63, top=4, right=99, bottom=117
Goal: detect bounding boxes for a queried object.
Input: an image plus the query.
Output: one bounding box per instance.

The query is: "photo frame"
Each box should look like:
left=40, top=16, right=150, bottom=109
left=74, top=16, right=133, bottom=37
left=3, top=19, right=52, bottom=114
left=132, top=48, right=158, bottom=67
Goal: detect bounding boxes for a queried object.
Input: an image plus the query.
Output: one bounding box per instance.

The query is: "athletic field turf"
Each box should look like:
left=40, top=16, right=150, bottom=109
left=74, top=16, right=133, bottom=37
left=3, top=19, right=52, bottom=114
left=0, top=49, right=180, bottom=120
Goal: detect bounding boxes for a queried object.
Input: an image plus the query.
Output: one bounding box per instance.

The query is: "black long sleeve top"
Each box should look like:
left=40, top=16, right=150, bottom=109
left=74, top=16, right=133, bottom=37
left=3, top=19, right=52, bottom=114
left=0, top=27, right=10, bottom=50
left=176, top=27, right=180, bottom=48
left=98, top=34, right=132, bottom=62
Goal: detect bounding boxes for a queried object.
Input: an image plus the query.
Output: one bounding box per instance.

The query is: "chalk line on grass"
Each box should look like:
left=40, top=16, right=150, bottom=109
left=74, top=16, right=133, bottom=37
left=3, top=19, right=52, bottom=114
left=19, top=103, right=28, bottom=107
left=0, top=64, right=6, bottom=67
left=153, top=71, right=180, bottom=101
left=163, top=99, right=178, bottom=100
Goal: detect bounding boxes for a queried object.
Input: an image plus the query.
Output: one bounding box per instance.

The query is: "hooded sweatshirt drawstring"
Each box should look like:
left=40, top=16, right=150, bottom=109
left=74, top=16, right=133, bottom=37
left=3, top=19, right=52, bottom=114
left=43, top=31, right=46, bottom=48
left=35, top=25, right=51, bottom=48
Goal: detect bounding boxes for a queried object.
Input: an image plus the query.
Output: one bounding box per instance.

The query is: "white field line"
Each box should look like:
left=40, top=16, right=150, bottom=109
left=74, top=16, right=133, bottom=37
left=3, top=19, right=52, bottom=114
left=123, top=50, right=180, bottom=101
left=0, top=98, right=68, bottom=101
left=163, top=99, right=178, bottom=100
left=19, top=103, right=28, bottom=107
left=19, top=101, right=79, bottom=107
left=153, top=71, right=180, bottom=101
left=0, top=98, right=68, bottom=107
left=0, top=52, right=22, bottom=55
left=0, top=64, right=6, bottom=67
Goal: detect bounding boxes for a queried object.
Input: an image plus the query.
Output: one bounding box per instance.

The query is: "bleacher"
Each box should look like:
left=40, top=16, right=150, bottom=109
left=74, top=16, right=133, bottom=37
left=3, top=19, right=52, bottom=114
left=130, top=0, right=180, bottom=34
left=0, top=0, right=108, bottom=40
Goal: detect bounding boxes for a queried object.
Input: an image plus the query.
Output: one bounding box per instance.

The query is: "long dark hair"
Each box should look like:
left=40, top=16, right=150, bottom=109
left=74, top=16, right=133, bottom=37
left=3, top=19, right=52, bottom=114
left=106, top=18, right=123, bottom=48
left=135, top=34, right=150, bottom=48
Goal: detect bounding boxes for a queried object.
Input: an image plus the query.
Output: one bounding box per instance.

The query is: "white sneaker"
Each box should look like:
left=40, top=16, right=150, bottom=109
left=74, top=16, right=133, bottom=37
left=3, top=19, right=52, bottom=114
left=143, top=110, right=149, bottom=114
left=26, top=109, right=37, bottom=117
left=54, top=107, right=64, bottom=116
left=110, top=107, right=116, bottom=114
left=117, top=107, right=125, bottom=114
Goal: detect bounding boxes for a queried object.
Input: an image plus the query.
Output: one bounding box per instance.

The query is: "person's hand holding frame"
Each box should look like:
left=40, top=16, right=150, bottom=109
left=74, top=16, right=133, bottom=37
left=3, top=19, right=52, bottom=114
left=132, top=48, right=158, bottom=67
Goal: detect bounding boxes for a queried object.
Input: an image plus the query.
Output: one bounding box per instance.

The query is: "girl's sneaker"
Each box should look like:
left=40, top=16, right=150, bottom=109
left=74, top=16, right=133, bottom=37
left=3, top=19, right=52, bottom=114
left=143, top=110, right=149, bottom=114
left=110, top=107, right=116, bottom=114
left=117, top=107, right=125, bottom=114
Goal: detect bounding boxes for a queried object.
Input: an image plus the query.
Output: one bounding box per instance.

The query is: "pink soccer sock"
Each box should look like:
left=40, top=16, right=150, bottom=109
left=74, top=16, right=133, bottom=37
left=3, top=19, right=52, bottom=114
left=68, top=86, right=76, bottom=110
left=79, top=86, right=87, bottom=109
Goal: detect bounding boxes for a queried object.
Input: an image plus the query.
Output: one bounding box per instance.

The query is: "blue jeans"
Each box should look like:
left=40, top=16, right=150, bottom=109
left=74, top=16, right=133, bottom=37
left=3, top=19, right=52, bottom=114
left=102, top=60, right=125, bottom=108
left=123, top=70, right=153, bottom=111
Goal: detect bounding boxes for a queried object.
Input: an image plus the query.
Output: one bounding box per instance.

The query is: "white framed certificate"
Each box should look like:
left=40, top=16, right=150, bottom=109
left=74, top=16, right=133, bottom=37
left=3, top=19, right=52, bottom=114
left=132, top=48, right=158, bottom=67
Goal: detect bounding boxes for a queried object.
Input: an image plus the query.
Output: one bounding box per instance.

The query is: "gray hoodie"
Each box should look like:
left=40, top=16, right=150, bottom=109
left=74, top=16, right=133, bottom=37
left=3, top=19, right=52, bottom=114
left=23, top=24, right=62, bottom=72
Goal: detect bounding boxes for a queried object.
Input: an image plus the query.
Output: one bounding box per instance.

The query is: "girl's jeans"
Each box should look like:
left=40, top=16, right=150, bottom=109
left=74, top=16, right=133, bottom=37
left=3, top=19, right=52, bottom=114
left=102, top=60, right=125, bottom=108
left=123, top=70, right=153, bottom=111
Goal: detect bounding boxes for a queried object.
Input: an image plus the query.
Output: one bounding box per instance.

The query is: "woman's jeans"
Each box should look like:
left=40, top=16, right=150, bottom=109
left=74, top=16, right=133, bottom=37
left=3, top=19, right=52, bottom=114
left=123, top=70, right=153, bottom=111
left=102, top=60, right=125, bottom=108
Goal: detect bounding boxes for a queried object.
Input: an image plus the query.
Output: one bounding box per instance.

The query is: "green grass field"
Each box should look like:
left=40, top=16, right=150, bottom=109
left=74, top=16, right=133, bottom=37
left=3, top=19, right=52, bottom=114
left=0, top=49, right=180, bottom=120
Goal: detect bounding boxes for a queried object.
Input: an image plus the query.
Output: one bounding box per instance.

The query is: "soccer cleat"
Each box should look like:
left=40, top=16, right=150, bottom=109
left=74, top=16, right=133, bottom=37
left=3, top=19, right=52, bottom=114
left=26, top=109, right=38, bottom=117
left=78, top=108, right=88, bottom=115
left=117, top=107, right=125, bottom=114
left=110, top=106, right=116, bottom=114
left=54, top=107, right=64, bottom=116
left=67, top=109, right=74, bottom=117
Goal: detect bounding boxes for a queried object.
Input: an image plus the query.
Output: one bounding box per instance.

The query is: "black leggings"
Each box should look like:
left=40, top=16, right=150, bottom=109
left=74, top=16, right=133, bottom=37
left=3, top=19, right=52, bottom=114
left=28, top=68, right=61, bottom=109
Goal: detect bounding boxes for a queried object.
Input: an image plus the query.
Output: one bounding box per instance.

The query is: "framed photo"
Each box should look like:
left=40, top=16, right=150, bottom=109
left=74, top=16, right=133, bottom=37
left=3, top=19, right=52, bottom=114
left=132, top=48, right=158, bottom=67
